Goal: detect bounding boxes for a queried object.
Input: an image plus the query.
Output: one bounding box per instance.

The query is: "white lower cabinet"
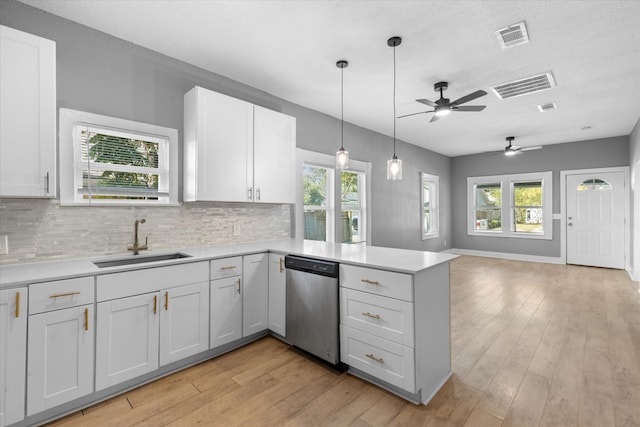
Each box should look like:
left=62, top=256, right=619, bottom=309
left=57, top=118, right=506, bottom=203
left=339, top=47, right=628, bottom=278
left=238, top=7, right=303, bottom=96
left=210, top=276, right=242, bottom=348
left=160, top=282, right=210, bottom=366
left=27, top=304, right=94, bottom=415
left=242, top=253, right=269, bottom=336
left=0, top=287, right=27, bottom=427
left=268, top=253, right=286, bottom=337
left=96, top=293, right=159, bottom=391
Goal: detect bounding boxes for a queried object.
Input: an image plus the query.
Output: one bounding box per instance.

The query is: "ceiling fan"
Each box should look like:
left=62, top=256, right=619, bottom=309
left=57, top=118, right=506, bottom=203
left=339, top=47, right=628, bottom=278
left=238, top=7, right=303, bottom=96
left=398, top=81, right=487, bottom=123
left=503, top=136, right=542, bottom=156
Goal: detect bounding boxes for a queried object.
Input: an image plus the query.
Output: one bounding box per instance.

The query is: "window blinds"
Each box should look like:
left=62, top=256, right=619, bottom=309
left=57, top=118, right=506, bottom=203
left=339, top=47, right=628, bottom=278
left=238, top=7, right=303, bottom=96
left=75, top=124, right=169, bottom=200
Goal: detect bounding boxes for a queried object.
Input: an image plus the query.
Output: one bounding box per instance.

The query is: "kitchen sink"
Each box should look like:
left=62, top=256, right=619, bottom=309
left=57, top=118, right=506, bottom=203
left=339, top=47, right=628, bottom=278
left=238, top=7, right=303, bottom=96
left=93, top=253, right=192, bottom=268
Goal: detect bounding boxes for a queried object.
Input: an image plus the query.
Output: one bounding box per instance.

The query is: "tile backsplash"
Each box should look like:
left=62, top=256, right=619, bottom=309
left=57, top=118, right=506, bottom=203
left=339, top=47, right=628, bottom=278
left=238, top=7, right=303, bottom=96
left=0, top=199, right=292, bottom=264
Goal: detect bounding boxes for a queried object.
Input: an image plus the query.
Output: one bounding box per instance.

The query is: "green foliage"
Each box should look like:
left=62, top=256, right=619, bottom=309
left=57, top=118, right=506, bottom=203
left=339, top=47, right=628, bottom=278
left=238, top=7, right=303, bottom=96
left=302, top=165, right=326, bottom=206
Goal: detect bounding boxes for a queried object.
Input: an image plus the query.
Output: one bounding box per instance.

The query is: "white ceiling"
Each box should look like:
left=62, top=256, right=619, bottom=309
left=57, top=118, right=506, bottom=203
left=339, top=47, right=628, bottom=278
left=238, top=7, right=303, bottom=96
left=19, top=0, right=640, bottom=157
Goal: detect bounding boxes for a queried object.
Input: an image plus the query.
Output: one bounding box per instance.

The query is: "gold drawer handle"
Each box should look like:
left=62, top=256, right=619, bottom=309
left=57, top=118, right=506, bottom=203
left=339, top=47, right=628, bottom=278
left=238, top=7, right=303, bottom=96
left=366, top=353, right=384, bottom=364
left=164, top=291, right=169, bottom=311
left=220, top=266, right=237, bottom=270
left=361, top=279, right=380, bottom=286
left=362, top=312, right=381, bottom=320
left=49, top=291, right=81, bottom=298
left=84, top=308, right=89, bottom=331
left=15, top=291, right=20, bottom=318
left=279, top=257, right=284, bottom=273
left=153, top=295, right=158, bottom=314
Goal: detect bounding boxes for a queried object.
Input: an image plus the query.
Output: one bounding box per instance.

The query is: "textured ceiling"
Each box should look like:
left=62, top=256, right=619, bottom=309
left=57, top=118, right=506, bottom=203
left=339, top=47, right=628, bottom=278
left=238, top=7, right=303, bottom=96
left=19, top=0, right=640, bottom=157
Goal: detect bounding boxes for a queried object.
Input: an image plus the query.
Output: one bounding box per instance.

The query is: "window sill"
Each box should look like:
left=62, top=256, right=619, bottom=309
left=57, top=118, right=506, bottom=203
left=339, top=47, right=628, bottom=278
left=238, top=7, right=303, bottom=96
left=467, top=231, right=552, bottom=240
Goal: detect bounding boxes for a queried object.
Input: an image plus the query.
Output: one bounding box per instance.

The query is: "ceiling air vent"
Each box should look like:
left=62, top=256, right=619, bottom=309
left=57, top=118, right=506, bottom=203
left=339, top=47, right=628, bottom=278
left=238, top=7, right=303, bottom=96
left=491, top=72, right=556, bottom=100
left=495, top=21, right=529, bottom=48
left=537, top=102, right=558, bottom=112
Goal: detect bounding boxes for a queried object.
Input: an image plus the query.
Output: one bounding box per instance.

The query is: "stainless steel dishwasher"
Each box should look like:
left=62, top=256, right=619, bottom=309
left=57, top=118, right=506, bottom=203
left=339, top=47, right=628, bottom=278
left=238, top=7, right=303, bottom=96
left=285, top=255, right=340, bottom=365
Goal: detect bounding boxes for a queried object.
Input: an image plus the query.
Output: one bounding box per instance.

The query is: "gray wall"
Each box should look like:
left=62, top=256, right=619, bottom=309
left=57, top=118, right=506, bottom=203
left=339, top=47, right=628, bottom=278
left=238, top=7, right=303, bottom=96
left=0, top=0, right=449, bottom=263
left=451, top=136, right=630, bottom=257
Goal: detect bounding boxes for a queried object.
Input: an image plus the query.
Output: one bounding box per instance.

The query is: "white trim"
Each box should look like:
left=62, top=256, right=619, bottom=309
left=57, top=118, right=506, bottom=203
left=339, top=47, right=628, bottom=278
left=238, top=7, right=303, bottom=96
left=59, top=108, right=179, bottom=206
left=467, top=171, right=552, bottom=240
left=560, top=166, right=630, bottom=269
left=295, top=148, right=372, bottom=244
left=450, top=248, right=564, bottom=264
left=421, top=172, right=440, bottom=240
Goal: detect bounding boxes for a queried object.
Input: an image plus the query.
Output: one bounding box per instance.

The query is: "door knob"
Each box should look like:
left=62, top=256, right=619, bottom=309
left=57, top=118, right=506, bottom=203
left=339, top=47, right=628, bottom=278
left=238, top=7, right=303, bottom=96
left=568, top=223, right=573, bottom=226
left=568, top=216, right=573, bottom=220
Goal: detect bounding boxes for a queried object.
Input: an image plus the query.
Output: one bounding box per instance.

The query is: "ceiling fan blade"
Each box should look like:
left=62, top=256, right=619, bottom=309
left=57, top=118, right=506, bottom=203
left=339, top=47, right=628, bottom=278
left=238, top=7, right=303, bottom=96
left=429, top=114, right=440, bottom=123
left=416, top=98, right=438, bottom=108
left=451, top=90, right=487, bottom=106
left=397, top=110, right=433, bottom=119
left=520, top=146, right=543, bottom=151
left=452, top=105, right=486, bottom=112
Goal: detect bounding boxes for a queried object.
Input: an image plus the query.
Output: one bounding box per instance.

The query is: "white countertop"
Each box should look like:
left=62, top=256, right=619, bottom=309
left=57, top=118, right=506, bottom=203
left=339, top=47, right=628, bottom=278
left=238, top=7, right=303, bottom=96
left=0, top=239, right=457, bottom=288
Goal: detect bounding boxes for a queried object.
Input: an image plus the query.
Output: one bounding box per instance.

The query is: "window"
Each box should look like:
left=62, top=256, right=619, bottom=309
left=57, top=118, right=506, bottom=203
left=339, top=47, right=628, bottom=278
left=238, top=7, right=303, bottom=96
left=303, top=164, right=333, bottom=241
left=421, top=173, right=439, bottom=239
left=577, top=178, right=613, bottom=191
left=297, top=149, right=371, bottom=244
left=467, top=171, right=552, bottom=239
left=59, top=109, right=178, bottom=205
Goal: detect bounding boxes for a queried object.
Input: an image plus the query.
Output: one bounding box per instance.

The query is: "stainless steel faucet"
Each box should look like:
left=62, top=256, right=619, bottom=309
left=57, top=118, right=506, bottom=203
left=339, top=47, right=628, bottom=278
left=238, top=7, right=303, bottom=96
left=128, top=218, right=148, bottom=255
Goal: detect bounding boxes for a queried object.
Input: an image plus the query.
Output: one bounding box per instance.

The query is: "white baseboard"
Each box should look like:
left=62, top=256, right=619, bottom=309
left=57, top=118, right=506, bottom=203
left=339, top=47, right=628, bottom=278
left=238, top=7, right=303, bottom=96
left=450, top=248, right=564, bottom=265
left=627, top=263, right=639, bottom=282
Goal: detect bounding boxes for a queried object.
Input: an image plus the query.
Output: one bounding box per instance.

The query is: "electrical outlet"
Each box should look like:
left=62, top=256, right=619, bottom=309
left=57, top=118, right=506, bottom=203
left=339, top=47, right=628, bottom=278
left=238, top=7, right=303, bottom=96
left=0, top=235, right=8, bottom=255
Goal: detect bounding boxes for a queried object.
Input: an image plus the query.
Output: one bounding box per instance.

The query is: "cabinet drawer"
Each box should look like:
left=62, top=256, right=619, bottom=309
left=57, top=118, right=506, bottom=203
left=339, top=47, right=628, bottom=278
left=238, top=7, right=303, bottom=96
left=210, top=256, right=243, bottom=280
left=340, top=264, right=413, bottom=302
left=340, top=325, right=415, bottom=393
left=29, top=277, right=94, bottom=314
left=340, top=288, right=414, bottom=347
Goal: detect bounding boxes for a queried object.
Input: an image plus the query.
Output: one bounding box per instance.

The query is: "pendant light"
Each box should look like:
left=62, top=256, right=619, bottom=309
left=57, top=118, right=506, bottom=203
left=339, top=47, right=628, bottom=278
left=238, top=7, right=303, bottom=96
left=387, top=36, right=402, bottom=180
left=335, top=60, right=349, bottom=169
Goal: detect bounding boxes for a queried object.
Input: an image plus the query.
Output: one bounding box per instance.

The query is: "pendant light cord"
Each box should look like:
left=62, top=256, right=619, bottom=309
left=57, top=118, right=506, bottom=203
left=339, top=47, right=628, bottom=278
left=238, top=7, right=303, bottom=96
left=392, top=43, right=397, bottom=158
left=341, top=65, right=344, bottom=151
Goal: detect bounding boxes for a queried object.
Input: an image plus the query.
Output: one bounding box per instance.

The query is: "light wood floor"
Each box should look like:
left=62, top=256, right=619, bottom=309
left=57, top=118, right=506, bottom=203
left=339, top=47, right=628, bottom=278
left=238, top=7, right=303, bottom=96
left=48, top=256, right=640, bottom=427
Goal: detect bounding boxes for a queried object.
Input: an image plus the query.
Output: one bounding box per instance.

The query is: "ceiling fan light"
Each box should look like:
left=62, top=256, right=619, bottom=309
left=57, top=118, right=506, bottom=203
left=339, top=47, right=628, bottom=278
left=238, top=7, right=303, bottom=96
left=435, top=106, right=451, bottom=117
left=387, top=156, right=402, bottom=180
left=505, top=149, right=517, bottom=156
left=336, top=148, right=349, bottom=169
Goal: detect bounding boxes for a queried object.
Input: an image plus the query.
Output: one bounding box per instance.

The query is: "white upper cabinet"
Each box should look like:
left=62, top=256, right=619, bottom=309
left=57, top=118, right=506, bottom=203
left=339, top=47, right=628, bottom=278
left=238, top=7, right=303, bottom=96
left=183, top=86, right=296, bottom=203
left=253, top=106, right=296, bottom=204
left=0, top=25, right=56, bottom=198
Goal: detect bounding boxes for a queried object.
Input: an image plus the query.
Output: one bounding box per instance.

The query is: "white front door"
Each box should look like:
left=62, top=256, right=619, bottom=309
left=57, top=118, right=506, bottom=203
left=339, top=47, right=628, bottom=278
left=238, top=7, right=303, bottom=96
left=566, top=171, right=625, bottom=268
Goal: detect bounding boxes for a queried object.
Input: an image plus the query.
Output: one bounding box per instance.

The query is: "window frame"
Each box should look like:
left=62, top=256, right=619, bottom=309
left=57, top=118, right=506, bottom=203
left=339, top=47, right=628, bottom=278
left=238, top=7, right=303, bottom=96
left=59, top=108, right=179, bottom=206
left=421, top=172, right=440, bottom=240
left=296, top=149, right=371, bottom=244
left=467, top=171, right=553, bottom=240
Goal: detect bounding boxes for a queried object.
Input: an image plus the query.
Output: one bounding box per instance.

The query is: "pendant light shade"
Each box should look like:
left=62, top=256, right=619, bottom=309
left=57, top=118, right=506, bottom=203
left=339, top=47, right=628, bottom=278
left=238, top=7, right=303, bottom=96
left=336, top=60, right=349, bottom=169
left=387, top=36, right=402, bottom=181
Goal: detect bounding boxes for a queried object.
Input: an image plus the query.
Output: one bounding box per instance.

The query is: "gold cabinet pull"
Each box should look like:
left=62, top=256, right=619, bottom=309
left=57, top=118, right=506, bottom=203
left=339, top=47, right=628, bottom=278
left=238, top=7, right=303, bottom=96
left=362, top=312, right=381, bottom=320
left=153, top=295, right=158, bottom=314
left=220, top=266, right=237, bottom=271
left=164, top=291, right=169, bottom=311
left=84, top=308, right=89, bottom=331
left=236, top=278, right=241, bottom=294
left=15, top=291, right=20, bottom=318
left=279, top=257, right=284, bottom=273
left=361, top=279, right=380, bottom=286
left=49, top=291, right=81, bottom=298
left=365, top=353, right=384, bottom=364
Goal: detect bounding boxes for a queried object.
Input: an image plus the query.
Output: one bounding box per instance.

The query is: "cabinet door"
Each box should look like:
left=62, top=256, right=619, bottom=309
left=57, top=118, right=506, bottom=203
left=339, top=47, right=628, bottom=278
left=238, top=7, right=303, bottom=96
left=0, top=287, right=27, bottom=426
left=243, top=253, right=269, bottom=336
left=184, top=87, right=253, bottom=202
left=159, top=282, right=209, bottom=366
left=0, top=25, right=56, bottom=197
left=253, top=105, right=296, bottom=204
left=268, top=254, right=286, bottom=337
left=210, top=276, right=242, bottom=348
left=27, top=304, right=94, bottom=416
left=95, top=293, right=159, bottom=391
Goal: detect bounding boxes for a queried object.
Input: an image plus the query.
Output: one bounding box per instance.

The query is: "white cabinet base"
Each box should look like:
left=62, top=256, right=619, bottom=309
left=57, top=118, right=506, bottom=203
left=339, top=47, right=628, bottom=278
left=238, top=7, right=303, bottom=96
left=0, top=287, right=27, bottom=426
